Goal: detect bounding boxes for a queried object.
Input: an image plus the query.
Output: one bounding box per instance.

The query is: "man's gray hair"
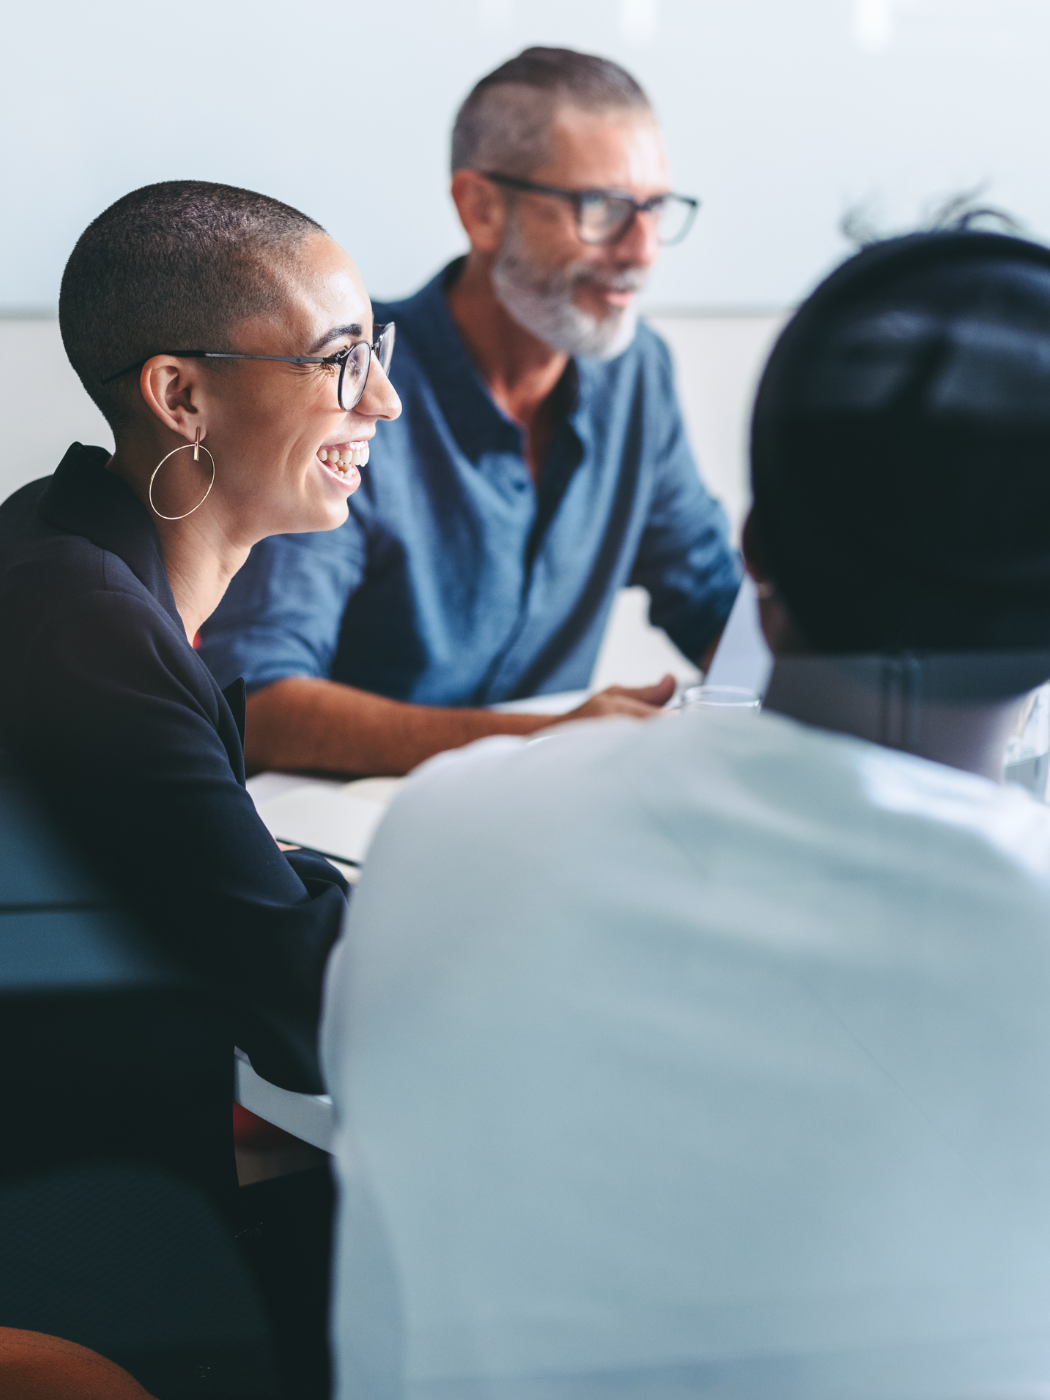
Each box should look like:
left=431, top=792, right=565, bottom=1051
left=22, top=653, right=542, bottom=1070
left=451, top=47, right=652, bottom=178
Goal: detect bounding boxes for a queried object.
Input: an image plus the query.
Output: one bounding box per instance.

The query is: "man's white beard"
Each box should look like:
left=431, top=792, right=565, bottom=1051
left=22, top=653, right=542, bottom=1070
left=491, top=218, right=646, bottom=361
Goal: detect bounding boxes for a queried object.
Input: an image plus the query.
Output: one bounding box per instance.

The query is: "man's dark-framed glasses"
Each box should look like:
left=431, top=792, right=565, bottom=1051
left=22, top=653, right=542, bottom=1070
left=100, top=323, right=396, bottom=413
left=484, top=173, right=699, bottom=247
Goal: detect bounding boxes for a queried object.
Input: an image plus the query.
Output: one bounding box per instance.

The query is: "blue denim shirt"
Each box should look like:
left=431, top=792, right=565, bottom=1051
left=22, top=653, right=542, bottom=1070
left=199, top=261, right=742, bottom=705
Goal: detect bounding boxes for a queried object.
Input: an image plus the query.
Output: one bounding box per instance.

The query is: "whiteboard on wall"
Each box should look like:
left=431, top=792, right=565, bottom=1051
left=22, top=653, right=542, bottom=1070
left=2, top=0, right=1049, bottom=313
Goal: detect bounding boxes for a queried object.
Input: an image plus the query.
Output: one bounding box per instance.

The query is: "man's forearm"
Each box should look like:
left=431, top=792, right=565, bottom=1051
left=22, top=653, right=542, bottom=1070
left=244, top=676, right=547, bottom=777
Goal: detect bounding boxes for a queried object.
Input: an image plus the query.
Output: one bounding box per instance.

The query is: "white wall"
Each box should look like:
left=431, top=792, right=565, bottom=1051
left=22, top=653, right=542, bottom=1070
left=0, top=311, right=783, bottom=688
left=1, top=319, right=114, bottom=497
left=4, top=1, right=1050, bottom=313
left=649, top=311, right=785, bottom=539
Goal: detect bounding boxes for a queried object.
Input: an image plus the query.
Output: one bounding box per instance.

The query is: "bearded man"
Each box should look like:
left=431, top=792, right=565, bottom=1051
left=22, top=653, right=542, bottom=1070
left=200, top=47, right=741, bottom=776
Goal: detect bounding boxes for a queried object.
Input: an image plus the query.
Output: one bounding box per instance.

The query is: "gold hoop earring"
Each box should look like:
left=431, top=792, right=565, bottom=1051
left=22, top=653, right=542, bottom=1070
left=148, top=428, right=216, bottom=521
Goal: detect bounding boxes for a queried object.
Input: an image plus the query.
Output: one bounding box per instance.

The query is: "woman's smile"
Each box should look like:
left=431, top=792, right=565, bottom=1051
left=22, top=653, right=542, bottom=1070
left=317, top=439, right=370, bottom=490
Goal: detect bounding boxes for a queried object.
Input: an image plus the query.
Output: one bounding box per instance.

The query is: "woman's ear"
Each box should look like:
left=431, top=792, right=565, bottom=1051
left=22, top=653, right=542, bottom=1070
left=137, top=357, right=204, bottom=443
left=450, top=170, right=508, bottom=256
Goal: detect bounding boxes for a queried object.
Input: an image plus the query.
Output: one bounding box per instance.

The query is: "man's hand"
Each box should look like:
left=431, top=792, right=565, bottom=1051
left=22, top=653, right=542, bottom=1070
left=561, top=674, right=677, bottom=721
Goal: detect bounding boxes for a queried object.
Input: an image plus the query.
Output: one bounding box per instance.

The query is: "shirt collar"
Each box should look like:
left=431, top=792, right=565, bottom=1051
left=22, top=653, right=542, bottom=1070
left=394, top=260, right=520, bottom=459
left=39, top=443, right=183, bottom=631
left=393, top=258, right=601, bottom=462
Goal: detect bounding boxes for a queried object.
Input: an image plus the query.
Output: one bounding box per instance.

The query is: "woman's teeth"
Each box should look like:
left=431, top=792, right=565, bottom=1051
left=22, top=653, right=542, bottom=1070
left=318, top=444, right=369, bottom=476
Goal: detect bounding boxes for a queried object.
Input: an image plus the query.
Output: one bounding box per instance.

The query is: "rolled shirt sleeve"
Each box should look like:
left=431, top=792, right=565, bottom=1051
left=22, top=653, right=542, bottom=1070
left=198, top=518, right=368, bottom=692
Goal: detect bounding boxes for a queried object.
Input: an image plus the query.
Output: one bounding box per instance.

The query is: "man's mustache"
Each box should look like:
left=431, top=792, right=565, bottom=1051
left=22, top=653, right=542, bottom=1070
left=570, top=265, right=649, bottom=295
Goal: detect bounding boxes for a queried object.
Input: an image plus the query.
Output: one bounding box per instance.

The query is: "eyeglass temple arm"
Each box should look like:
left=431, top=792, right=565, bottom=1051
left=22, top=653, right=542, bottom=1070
left=102, top=326, right=394, bottom=387
left=100, top=350, right=290, bottom=385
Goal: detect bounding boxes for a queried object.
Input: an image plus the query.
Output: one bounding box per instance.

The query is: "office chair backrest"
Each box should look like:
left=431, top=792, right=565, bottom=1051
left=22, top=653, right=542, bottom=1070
left=0, top=762, right=279, bottom=1398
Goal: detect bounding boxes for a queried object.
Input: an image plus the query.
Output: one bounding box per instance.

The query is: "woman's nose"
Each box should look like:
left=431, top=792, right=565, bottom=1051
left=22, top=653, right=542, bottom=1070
left=358, top=361, right=402, bottom=422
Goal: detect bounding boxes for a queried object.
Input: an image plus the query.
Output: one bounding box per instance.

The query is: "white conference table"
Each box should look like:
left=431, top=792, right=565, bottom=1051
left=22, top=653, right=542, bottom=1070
left=234, top=583, right=773, bottom=1149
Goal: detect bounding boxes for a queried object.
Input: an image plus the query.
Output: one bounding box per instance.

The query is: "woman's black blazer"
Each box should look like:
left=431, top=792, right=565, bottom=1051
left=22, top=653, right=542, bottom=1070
left=0, top=444, right=348, bottom=1093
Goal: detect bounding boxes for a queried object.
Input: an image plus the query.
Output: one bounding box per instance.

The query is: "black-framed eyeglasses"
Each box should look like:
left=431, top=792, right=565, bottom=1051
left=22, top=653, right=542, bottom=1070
left=484, top=173, right=699, bottom=247
left=100, top=322, right=396, bottom=413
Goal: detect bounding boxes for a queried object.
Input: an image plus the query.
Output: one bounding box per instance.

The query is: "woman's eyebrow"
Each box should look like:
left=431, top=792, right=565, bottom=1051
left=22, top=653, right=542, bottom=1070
left=309, top=323, right=365, bottom=353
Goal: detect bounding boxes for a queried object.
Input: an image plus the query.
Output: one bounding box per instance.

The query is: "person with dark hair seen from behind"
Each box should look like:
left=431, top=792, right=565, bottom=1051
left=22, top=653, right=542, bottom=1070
left=322, top=229, right=1050, bottom=1398
left=199, top=48, right=741, bottom=778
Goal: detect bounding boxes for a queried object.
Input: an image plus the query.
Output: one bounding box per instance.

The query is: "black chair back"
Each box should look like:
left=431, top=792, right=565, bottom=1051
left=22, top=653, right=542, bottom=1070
left=0, top=763, right=279, bottom=1398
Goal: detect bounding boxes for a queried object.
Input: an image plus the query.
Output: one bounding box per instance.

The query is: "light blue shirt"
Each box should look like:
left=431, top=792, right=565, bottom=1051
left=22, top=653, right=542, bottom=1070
left=323, top=708, right=1050, bottom=1398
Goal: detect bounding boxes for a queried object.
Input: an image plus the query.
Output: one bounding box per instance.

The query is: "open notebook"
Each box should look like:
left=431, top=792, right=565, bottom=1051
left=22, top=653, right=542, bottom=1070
left=249, top=775, right=402, bottom=868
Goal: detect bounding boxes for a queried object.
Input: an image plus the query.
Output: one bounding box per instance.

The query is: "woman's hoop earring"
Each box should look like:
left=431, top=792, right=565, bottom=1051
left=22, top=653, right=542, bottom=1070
left=148, top=428, right=216, bottom=521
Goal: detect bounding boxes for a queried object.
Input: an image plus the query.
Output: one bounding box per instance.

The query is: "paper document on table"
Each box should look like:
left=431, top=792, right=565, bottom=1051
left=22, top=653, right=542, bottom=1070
left=252, top=776, right=402, bottom=866
left=490, top=689, right=588, bottom=716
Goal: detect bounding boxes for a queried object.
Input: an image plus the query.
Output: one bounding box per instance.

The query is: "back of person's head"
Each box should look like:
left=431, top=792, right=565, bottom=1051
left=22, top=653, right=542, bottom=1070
left=59, top=180, right=323, bottom=430
left=450, top=46, right=651, bottom=178
left=750, top=229, right=1050, bottom=655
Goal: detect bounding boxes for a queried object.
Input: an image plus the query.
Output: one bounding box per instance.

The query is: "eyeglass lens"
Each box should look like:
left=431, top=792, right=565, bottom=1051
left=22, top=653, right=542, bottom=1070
left=337, top=324, right=396, bottom=411
left=577, top=193, right=696, bottom=247
left=376, top=323, right=395, bottom=375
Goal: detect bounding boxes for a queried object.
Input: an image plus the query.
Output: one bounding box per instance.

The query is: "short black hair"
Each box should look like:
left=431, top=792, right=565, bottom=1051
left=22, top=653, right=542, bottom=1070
left=59, top=180, right=324, bottom=429
left=751, top=230, right=1050, bottom=653
left=451, top=47, right=651, bottom=177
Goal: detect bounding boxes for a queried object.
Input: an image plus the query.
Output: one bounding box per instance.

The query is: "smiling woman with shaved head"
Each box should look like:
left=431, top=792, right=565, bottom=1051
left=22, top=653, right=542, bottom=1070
left=0, top=180, right=401, bottom=1095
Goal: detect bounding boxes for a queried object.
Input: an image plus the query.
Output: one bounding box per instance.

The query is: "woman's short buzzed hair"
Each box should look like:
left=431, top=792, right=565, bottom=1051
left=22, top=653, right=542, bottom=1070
left=450, top=47, right=652, bottom=179
left=59, top=180, right=323, bottom=428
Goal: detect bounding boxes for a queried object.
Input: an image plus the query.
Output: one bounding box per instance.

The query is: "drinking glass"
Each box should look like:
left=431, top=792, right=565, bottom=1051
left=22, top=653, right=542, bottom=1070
left=676, top=684, right=761, bottom=712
